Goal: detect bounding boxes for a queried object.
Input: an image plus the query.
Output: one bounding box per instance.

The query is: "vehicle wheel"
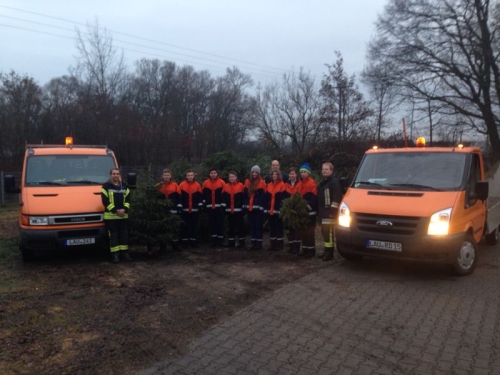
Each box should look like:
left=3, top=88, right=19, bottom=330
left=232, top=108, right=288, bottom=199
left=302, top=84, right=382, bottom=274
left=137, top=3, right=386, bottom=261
left=20, top=243, right=34, bottom=262
left=338, top=250, right=363, bottom=262
left=451, top=233, right=478, bottom=276
left=485, top=225, right=499, bottom=246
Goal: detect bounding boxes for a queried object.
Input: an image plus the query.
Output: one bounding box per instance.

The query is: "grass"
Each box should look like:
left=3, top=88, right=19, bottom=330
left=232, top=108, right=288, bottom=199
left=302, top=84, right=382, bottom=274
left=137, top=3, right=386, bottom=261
left=0, top=203, right=19, bottom=265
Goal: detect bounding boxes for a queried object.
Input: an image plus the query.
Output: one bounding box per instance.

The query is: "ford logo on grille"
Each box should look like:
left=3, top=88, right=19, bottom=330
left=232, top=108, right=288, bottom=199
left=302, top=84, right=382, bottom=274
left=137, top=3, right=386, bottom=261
left=376, top=220, right=393, bottom=227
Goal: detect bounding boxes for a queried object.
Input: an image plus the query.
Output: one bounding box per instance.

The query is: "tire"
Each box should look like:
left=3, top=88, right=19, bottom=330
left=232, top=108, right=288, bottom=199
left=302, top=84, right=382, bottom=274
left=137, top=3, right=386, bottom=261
left=451, top=233, right=478, bottom=276
left=20, top=243, right=34, bottom=262
left=338, top=250, right=364, bottom=262
left=485, top=225, right=499, bottom=246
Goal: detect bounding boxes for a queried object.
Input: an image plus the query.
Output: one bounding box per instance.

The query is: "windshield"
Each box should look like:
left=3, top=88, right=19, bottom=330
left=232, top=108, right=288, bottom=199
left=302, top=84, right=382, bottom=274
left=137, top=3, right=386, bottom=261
left=354, top=152, right=467, bottom=191
left=25, top=155, right=116, bottom=186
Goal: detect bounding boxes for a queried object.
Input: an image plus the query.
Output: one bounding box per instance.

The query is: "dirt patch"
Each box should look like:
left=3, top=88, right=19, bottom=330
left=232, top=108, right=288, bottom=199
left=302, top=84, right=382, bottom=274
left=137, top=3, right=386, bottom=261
left=0, top=210, right=330, bottom=375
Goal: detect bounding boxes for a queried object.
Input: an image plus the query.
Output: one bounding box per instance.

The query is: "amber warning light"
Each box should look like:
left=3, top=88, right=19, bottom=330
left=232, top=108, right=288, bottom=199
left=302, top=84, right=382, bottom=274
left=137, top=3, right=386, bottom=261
left=416, top=137, right=426, bottom=147
left=65, top=137, right=74, bottom=146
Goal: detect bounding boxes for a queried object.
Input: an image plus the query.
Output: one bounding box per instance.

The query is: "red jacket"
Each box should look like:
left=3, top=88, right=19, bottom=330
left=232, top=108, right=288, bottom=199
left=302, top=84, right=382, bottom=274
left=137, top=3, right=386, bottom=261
left=202, top=177, right=226, bottom=209
left=179, top=180, right=203, bottom=213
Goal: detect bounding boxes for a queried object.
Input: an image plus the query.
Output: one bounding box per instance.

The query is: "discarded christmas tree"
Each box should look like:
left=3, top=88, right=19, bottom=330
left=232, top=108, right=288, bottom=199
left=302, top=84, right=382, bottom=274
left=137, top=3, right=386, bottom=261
left=280, top=193, right=310, bottom=230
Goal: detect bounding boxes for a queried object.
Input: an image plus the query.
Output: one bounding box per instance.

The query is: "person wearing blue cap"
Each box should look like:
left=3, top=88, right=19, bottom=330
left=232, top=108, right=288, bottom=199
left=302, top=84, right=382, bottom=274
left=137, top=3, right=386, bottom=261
left=297, top=163, right=318, bottom=257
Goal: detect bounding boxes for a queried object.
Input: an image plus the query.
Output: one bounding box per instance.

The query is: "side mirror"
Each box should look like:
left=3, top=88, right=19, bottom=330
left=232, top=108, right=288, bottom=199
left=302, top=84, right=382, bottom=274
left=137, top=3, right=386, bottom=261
left=127, top=172, right=137, bottom=189
left=476, top=181, right=488, bottom=201
left=339, top=177, right=351, bottom=195
left=4, top=174, right=20, bottom=194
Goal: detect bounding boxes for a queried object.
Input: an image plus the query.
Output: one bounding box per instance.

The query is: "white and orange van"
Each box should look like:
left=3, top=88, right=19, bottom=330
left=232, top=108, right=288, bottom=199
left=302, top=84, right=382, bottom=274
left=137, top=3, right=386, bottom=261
left=336, top=139, right=500, bottom=276
left=4, top=138, right=134, bottom=261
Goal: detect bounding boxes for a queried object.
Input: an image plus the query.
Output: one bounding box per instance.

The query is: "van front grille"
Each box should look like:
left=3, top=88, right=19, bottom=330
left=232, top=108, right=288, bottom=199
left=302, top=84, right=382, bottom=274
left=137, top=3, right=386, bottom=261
left=354, top=213, right=423, bottom=236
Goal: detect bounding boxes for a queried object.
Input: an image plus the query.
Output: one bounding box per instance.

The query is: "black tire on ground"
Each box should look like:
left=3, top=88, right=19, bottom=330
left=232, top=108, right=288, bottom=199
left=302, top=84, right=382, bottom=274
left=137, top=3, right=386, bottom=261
left=485, top=225, right=499, bottom=246
left=338, top=250, right=364, bottom=262
left=451, top=233, right=478, bottom=276
left=20, top=243, right=34, bottom=262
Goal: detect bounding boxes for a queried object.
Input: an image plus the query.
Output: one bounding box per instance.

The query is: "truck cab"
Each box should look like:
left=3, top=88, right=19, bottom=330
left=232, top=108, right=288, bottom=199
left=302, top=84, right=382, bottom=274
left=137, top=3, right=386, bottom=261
left=336, top=141, right=500, bottom=276
left=4, top=139, right=121, bottom=261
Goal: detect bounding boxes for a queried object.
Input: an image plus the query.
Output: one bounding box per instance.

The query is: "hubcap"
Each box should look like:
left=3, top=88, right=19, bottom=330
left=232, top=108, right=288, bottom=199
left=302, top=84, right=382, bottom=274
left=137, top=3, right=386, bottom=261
left=458, top=241, right=475, bottom=270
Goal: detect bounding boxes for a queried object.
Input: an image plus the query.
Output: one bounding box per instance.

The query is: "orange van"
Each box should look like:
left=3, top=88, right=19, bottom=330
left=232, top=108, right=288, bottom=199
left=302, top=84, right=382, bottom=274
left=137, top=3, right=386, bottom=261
left=4, top=139, right=134, bottom=261
left=336, top=142, right=500, bottom=276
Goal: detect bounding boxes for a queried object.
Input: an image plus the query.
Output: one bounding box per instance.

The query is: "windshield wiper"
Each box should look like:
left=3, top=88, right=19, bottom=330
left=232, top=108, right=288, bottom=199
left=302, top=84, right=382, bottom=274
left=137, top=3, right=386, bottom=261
left=65, top=180, right=102, bottom=185
left=389, top=183, right=442, bottom=191
left=355, top=181, right=392, bottom=190
left=30, top=181, right=62, bottom=186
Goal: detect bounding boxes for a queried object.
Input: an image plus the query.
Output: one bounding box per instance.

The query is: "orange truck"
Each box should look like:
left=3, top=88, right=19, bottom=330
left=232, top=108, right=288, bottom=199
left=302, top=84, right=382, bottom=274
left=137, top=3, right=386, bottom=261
left=4, top=138, right=135, bottom=261
left=336, top=139, right=500, bottom=275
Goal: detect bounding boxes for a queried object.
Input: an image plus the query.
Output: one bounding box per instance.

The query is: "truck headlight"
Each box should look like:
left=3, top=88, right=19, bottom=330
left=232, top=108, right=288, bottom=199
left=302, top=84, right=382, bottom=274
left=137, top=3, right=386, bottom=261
left=427, top=208, right=452, bottom=235
left=29, top=216, right=49, bottom=226
left=338, top=201, right=351, bottom=228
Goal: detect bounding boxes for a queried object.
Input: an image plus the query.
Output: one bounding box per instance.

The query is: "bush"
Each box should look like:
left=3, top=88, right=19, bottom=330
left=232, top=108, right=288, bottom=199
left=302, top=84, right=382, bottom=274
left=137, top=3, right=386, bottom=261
left=280, top=193, right=310, bottom=230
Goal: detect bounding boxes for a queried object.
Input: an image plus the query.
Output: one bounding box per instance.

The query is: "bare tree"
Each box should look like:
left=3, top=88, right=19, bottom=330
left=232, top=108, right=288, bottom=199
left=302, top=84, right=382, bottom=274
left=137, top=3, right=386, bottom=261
left=320, top=51, right=373, bottom=142
left=252, top=69, right=322, bottom=158
left=370, top=0, right=500, bottom=156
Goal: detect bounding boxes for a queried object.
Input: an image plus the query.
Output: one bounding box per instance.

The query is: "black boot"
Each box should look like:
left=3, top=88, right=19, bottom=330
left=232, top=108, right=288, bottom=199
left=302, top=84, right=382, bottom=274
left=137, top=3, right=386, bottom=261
left=237, top=238, right=246, bottom=249
left=267, top=239, right=277, bottom=251
left=111, top=252, right=120, bottom=264
left=226, top=239, right=235, bottom=248
left=159, top=244, right=167, bottom=254
left=121, top=251, right=133, bottom=261
left=171, top=240, right=180, bottom=252
left=322, top=247, right=334, bottom=261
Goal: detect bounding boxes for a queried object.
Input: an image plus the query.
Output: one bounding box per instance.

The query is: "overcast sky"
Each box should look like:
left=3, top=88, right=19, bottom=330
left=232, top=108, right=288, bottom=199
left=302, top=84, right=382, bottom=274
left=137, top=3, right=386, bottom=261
left=0, top=0, right=388, bottom=87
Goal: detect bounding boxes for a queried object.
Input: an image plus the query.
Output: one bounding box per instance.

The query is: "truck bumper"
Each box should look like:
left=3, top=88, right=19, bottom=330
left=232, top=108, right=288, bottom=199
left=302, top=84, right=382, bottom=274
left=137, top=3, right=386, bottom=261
left=336, top=226, right=465, bottom=263
left=20, top=226, right=108, bottom=251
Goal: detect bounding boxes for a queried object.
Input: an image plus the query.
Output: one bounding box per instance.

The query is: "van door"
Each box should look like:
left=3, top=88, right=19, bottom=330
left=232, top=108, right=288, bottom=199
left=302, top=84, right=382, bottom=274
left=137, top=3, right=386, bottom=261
left=464, top=153, right=486, bottom=242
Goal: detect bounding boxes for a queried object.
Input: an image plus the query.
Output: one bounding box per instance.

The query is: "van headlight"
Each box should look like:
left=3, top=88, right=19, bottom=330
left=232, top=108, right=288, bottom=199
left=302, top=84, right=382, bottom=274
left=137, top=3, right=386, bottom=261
left=427, top=208, right=452, bottom=235
left=338, top=201, right=351, bottom=228
left=29, top=216, right=49, bottom=226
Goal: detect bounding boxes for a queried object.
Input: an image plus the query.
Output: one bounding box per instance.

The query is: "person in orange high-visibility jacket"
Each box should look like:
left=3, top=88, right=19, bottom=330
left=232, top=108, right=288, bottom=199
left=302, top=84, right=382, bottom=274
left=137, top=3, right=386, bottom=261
left=178, top=169, right=203, bottom=248
left=297, top=163, right=318, bottom=258
left=202, top=168, right=226, bottom=247
left=221, top=171, right=246, bottom=248
left=285, top=167, right=302, bottom=254
left=264, top=170, right=289, bottom=250
left=244, top=165, right=266, bottom=250
left=156, top=168, right=182, bottom=252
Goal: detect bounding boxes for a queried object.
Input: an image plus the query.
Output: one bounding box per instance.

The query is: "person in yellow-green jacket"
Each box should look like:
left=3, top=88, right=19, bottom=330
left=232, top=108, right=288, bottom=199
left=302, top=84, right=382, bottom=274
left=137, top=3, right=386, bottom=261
left=101, top=167, right=132, bottom=263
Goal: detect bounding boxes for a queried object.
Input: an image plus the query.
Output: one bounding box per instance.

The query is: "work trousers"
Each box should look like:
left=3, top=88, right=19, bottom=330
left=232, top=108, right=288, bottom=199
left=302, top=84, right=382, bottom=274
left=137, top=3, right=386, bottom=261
left=268, top=214, right=284, bottom=248
left=227, top=212, right=245, bottom=244
left=181, top=212, right=199, bottom=245
left=207, top=208, right=224, bottom=244
left=105, top=219, right=128, bottom=253
left=301, top=216, right=317, bottom=253
left=247, top=209, right=264, bottom=247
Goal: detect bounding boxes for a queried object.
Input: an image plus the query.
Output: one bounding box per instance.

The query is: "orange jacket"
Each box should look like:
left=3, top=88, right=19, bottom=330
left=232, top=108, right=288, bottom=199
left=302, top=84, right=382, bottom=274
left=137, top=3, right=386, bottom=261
left=202, top=177, right=226, bottom=209
left=298, top=176, right=318, bottom=216
left=222, top=181, right=245, bottom=213
left=244, top=177, right=266, bottom=211
left=179, top=180, right=203, bottom=213
left=156, top=180, right=181, bottom=213
left=265, top=180, right=288, bottom=215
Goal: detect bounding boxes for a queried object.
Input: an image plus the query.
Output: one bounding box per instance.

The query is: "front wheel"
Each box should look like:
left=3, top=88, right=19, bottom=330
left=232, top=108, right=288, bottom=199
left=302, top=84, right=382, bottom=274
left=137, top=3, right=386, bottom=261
left=20, top=243, right=34, bottom=262
left=485, top=225, right=499, bottom=246
left=451, top=234, right=478, bottom=276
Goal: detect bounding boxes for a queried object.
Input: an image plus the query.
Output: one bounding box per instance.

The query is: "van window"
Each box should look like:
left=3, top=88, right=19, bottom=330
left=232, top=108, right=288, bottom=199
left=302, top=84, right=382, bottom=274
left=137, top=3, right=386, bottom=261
left=26, top=155, right=116, bottom=186
left=354, top=152, right=466, bottom=191
left=465, top=153, right=481, bottom=206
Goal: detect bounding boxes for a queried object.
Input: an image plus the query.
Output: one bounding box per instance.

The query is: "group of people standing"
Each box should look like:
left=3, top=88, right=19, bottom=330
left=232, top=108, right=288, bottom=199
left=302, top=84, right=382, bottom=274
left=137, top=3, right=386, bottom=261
left=99, top=160, right=344, bottom=264
left=156, top=160, right=344, bottom=261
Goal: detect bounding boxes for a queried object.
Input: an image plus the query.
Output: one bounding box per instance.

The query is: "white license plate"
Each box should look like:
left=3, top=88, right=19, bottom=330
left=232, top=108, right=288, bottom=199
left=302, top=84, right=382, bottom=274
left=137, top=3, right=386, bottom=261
left=366, top=240, right=402, bottom=252
left=66, top=238, right=95, bottom=246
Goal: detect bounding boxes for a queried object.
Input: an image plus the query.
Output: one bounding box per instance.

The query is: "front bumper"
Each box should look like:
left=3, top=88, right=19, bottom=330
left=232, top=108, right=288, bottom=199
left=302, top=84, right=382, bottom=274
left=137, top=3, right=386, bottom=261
left=20, top=226, right=108, bottom=251
left=336, top=225, right=465, bottom=263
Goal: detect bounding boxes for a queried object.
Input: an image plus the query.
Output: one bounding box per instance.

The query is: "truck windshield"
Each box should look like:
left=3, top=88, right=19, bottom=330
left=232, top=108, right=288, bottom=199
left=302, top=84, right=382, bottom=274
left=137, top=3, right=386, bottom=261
left=25, top=155, right=116, bottom=186
left=354, top=152, right=467, bottom=191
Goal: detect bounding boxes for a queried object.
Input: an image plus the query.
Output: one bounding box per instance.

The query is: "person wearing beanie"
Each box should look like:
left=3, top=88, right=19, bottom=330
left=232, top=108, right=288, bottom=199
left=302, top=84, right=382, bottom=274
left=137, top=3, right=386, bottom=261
left=298, top=162, right=318, bottom=258
left=244, top=165, right=266, bottom=249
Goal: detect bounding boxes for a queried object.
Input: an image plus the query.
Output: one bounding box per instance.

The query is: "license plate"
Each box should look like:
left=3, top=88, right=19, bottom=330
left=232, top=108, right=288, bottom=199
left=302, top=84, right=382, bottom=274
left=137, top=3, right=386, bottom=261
left=366, top=240, right=402, bottom=252
left=66, top=238, right=95, bottom=246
